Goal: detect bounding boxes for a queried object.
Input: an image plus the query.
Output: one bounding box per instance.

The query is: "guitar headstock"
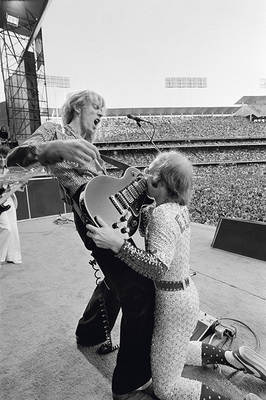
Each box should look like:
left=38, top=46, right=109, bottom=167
left=0, top=164, right=44, bottom=184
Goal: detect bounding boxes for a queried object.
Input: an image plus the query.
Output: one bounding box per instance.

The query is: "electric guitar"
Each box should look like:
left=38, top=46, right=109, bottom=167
left=0, top=182, right=24, bottom=205
left=0, top=164, right=43, bottom=208
left=79, top=166, right=153, bottom=244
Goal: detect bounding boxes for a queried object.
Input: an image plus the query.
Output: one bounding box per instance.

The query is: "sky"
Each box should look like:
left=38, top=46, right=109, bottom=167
left=1, top=0, right=266, bottom=109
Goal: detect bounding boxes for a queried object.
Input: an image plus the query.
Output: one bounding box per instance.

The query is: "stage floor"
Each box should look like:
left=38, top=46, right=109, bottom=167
left=1, top=215, right=266, bottom=400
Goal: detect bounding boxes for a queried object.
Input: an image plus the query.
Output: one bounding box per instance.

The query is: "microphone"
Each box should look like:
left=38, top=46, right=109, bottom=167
left=127, top=114, right=147, bottom=123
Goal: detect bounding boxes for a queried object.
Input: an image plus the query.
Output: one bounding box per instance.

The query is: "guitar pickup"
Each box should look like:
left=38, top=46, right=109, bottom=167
left=132, top=179, right=147, bottom=194
left=115, top=193, right=128, bottom=209
left=109, top=195, right=126, bottom=215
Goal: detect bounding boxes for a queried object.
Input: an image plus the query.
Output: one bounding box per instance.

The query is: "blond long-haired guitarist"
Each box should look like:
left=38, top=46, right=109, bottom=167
left=7, top=90, right=155, bottom=399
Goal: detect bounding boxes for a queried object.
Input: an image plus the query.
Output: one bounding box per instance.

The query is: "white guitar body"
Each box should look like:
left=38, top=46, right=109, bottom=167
left=79, top=167, right=152, bottom=249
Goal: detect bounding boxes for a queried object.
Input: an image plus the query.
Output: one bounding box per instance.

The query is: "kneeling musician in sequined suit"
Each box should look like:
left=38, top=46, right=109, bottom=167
left=87, top=150, right=266, bottom=400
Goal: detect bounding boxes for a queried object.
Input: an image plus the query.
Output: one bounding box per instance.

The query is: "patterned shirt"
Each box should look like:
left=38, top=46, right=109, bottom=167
left=7, top=121, right=103, bottom=200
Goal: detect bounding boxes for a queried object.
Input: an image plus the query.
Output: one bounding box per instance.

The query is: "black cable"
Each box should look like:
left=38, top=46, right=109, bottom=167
left=219, top=317, right=260, bottom=352
left=211, top=317, right=261, bottom=381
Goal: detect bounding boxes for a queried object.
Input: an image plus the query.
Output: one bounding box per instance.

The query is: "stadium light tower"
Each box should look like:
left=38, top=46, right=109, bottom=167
left=45, top=75, right=71, bottom=122
left=165, top=76, right=207, bottom=107
left=165, top=77, right=207, bottom=88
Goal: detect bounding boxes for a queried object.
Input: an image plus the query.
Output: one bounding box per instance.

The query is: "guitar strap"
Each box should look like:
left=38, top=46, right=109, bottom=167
left=100, top=154, right=130, bottom=171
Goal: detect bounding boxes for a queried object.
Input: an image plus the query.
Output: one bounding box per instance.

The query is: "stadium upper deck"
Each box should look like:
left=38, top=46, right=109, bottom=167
left=95, top=114, right=266, bottom=144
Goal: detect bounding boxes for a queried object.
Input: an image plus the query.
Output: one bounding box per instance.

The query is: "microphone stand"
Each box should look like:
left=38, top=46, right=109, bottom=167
left=137, top=119, right=204, bottom=162
left=134, top=118, right=204, bottom=162
left=136, top=120, right=161, bottom=153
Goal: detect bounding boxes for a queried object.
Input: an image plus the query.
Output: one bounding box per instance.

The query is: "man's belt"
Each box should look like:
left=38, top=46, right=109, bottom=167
left=154, top=277, right=190, bottom=291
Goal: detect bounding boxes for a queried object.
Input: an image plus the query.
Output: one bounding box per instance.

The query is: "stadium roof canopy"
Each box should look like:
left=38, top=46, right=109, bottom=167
left=0, top=0, right=51, bottom=40
left=234, top=96, right=266, bottom=117
left=235, top=96, right=266, bottom=105
left=234, top=105, right=266, bottom=118
left=107, top=106, right=241, bottom=117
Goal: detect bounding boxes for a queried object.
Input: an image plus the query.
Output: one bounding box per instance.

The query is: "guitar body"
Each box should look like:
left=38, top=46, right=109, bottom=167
left=80, top=167, right=152, bottom=247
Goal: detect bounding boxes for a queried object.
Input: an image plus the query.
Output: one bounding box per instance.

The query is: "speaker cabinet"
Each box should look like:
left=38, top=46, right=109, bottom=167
left=16, top=176, right=71, bottom=220
left=212, top=217, right=266, bottom=262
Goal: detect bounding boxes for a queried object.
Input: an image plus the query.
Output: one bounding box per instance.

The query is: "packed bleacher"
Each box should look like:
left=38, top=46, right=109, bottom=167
left=95, top=115, right=266, bottom=142
left=96, top=115, right=266, bottom=226
left=190, top=164, right=266, bottom=225
left=103, top=147, right=266, bottom=165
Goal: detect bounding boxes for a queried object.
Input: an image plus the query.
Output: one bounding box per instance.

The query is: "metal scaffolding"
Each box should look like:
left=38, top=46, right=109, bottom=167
left=0, top=0, right=50, bottom=142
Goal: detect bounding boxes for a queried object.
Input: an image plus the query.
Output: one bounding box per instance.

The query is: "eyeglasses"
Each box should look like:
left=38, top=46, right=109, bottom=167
left=143, top=167, right=151, bottom=176
left=143, top=167, right=158, bottom=177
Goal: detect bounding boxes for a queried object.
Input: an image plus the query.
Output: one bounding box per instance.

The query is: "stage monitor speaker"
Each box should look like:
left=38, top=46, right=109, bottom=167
left=27, top=177, right=65, bottom=218
left=211, top=217, right=266, bottom=262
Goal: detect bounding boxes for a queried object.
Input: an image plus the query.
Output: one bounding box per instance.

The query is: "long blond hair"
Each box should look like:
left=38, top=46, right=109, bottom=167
left=61, top=90, right=106, bottom=125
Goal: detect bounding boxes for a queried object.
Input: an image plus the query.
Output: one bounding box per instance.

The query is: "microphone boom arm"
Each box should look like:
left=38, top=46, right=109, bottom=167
left=127, top=114, right=161, bottom=153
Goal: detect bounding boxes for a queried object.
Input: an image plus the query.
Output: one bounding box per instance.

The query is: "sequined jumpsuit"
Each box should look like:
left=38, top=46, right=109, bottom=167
left=117, top=202, right=204, bottom=400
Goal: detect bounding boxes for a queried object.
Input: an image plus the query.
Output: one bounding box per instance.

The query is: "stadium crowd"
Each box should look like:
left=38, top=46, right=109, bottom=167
left=96, top=115, right=266, bottom=226
left=95, top=115, right=266, bottom=142
left=190, top=164, right=266, bottom=225
left=104, top=147, right=266, bottom=165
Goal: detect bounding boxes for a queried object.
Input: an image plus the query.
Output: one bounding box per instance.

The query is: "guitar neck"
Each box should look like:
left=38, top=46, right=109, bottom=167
left=0, top=164, right=43, bottom=206
left=0, top=184, right=22, bottom=205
